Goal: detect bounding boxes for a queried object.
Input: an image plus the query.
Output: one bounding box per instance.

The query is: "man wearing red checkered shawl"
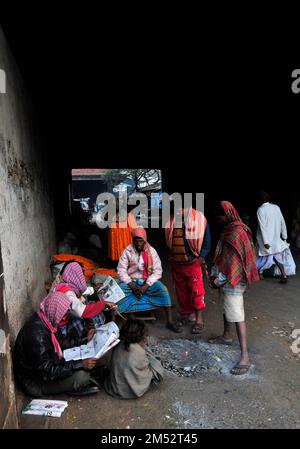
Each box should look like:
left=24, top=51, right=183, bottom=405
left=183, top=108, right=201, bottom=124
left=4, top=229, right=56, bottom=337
left=214, top=201, right=259, bottom=287
left=209, top=201, right=259, bottom=377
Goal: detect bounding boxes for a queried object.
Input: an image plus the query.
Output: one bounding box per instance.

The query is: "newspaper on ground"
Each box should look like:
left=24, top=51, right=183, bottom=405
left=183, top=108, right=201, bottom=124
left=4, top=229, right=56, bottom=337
left=63, top=321, right=120, bottom=361
left=22, top=399, right=68, bottom=417
left=97, top=276, right=125, bottom=304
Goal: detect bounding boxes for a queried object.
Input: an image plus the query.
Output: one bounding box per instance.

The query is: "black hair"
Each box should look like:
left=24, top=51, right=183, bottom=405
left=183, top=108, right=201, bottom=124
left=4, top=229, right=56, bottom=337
left=120, top=319, right=146, bottom=351
left=259, top=190, right=271, bottom=203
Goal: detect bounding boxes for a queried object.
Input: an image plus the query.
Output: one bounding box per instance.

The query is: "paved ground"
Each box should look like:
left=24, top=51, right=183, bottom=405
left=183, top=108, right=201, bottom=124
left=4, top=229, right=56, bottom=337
left=17, top=233, right=300, bottom=429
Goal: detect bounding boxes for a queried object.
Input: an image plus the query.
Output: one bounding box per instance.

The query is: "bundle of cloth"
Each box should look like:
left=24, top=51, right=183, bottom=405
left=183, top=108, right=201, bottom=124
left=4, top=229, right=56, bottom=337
left=51, top=254, right=118, bottom=281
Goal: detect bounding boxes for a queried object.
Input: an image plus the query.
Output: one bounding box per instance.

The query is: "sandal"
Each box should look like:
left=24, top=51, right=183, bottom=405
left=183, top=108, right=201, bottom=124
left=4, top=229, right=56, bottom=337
left=166, top=322, right=182, bottom=333
left=191, top=323, right=204, bottom=334
left=230, top=364, right=250, bottom=375
left=208, top=336, right=233, bottom=345
left=279, top=277, right=288, bottom=284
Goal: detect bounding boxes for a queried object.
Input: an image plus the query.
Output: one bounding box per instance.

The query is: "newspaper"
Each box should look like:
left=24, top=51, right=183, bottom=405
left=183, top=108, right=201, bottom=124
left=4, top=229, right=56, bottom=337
left=63, top=321, right=120, bottom=361
left=97, top=276, right=125, bottom=304
left=22, top=399, right=68, bottom=417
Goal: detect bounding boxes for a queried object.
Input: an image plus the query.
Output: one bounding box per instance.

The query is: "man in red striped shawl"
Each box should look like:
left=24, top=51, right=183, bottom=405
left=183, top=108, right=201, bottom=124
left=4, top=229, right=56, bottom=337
left=166, top=206, right=211, bottom=334
left=209, top=201, right=259, bottom=375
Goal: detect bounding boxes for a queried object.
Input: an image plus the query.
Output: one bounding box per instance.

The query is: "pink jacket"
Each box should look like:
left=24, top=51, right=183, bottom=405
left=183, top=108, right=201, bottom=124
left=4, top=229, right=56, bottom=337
left=117, top=244, right=162, bottom=287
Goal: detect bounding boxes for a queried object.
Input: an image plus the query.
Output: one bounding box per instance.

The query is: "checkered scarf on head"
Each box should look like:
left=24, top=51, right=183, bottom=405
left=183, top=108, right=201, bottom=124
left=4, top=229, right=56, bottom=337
left=59, top=262, right=87, bottom=296
left=214, top=201, right=259, bottom=287
left=38, top=292, right=72, bottom=359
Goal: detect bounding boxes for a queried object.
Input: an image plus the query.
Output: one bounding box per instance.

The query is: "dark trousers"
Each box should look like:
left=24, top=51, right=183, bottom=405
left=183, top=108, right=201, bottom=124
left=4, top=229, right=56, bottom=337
left=22, top=370, right=91, bottom=397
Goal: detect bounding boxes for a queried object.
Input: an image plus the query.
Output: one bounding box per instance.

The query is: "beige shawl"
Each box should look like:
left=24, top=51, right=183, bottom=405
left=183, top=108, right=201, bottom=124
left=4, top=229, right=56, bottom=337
left=104, top=343, right=164, bottom=399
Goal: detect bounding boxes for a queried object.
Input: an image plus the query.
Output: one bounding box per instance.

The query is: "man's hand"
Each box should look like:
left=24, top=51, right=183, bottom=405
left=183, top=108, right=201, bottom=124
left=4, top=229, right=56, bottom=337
left=208, top=276, right=216, bottom=289
left=135, top=289, right=142, bottom=299
left=104, top=301, right=118, bottom=311
left=82, top=358, right=97, bottom=370
left=87, top=328, right=95, bottom=342
left=128, top=282, right=142, bottom=299
left=128, top=282, right=139, bottom=293
left=264, top=244, right=271, bottom=250
left=138, top=284, right=149, bottom=296
left=85, top=319, right=95, bottom=331
left=199, top=256, right=206, bottom=267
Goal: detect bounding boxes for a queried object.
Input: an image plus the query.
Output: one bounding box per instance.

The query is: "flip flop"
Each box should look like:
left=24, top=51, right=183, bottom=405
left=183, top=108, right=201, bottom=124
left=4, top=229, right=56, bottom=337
left=191, top=323, right=204, bottom=334
left=230, top=364, right=250, bottom=375
left=279, top=277, right=288, bottom=284
left=208, top=336, right=233, bottom=345
left=166, top=322, right=183, bottom=333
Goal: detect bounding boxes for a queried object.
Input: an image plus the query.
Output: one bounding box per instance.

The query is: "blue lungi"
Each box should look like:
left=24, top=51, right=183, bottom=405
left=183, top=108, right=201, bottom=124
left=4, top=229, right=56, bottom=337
left=117, top=280, right=172, bottom=313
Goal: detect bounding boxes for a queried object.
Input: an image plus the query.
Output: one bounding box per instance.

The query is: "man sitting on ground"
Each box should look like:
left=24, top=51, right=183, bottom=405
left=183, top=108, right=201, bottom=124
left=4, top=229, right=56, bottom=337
left=13, top=291, right=100, bottom=397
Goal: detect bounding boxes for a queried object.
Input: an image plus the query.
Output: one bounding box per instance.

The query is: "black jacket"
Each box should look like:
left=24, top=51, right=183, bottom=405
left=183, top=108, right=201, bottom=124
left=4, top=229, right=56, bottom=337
left=13, top=313, right=87, bottom=386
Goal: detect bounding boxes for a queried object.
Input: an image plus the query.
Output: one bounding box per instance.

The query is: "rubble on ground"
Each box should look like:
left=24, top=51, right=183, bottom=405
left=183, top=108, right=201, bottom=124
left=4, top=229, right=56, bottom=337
left=149, top=337, right=246, bottom=377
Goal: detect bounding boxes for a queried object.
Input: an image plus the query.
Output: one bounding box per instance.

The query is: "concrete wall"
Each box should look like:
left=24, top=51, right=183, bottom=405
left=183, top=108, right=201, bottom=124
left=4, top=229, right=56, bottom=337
left=0, top=27, right=56, bottom=340
left=0, top=26, right=57, bottom=428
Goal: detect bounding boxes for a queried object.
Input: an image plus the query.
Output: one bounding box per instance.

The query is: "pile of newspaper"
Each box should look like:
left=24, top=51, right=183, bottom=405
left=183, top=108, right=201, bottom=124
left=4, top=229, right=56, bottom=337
left=22, top=399, right=68, bottom=417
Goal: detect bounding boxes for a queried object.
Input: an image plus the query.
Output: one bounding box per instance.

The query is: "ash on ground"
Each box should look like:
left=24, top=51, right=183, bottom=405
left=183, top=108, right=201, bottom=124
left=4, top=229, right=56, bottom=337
left=149, top=337, right=254, bottom=377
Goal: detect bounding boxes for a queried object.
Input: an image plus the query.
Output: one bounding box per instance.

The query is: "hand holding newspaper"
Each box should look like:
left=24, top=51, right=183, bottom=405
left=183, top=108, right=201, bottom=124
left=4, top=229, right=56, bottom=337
left=97, top=276, right=125, bottom=304
left=63, top=321, right=120, bottom=361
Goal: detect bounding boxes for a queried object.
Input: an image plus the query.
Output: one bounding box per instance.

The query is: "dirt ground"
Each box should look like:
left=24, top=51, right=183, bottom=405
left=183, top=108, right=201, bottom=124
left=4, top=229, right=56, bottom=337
left=17, top=238, right=300, bottom=429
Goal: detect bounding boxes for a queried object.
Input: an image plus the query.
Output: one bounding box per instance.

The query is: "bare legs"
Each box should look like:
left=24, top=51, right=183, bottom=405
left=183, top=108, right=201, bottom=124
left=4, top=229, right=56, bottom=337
left=274, top=257, right=287, bottom=283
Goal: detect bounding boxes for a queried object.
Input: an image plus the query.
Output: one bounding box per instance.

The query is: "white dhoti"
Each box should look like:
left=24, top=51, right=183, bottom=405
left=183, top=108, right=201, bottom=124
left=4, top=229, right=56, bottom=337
left=256, top=248, right=296, bottom=276
left=256, top=202, right=296, bottom=276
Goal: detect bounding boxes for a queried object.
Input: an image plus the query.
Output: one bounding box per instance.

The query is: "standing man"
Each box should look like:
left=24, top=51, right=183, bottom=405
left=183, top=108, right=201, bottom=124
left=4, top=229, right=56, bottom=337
left=256, top=191, right=290, bottom=283
left=209, top=201, right=259, bottom=375
left=166, top=205, right=211, bottom=334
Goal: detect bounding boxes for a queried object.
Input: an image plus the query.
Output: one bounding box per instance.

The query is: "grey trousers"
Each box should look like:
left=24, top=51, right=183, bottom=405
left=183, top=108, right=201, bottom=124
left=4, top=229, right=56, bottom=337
left=23, top=370, right=91, bottom=397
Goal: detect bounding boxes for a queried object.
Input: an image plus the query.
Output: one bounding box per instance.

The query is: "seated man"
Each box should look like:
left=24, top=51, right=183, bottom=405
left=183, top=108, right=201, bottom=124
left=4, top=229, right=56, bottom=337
left=117, top=227, right=180, bottom=332
left=13, top=291, right=100, bottom=397
left=104, top=319, right=164, bottom=399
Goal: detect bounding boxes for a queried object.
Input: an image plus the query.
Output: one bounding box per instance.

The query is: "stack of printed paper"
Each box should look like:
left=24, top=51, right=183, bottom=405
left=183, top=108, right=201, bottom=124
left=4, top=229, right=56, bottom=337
left=22, top=399, right=68, bottom=417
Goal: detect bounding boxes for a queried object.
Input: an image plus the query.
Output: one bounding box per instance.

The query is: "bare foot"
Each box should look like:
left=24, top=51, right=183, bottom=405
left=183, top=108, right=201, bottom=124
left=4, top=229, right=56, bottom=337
left=188, top=312, right=196, bottom=322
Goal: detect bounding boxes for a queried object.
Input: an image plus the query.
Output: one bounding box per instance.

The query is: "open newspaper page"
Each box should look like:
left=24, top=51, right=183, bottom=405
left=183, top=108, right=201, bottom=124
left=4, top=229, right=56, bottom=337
left=97, top=276, right=125, bottom=304
left=63, top=321, right=120, bottom=361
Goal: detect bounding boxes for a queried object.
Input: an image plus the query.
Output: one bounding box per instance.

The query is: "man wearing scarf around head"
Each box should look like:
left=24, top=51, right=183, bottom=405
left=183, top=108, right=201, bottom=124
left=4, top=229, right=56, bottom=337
left=165, top=206, right=211, bottom=334
left=13, top=291, right=100, bottom=397
left=209, top=201, right=259, bottom=375
left=51, top=261, right=117, bottom=337
left=117, top=227, right=180, bottom=332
